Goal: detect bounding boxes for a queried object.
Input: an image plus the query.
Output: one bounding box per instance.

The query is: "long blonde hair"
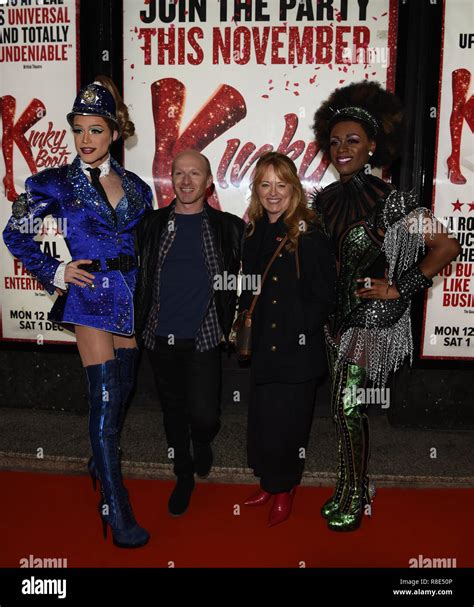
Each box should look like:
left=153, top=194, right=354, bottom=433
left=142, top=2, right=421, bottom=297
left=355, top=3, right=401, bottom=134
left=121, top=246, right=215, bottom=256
left=247, top=152, right=317, bottom=251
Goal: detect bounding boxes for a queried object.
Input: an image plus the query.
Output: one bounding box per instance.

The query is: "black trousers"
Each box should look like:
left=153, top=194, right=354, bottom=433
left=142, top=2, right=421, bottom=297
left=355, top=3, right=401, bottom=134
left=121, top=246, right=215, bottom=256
left=247, top=377, right=317, bottom=493
left=148, top=337, right=222, bottom=477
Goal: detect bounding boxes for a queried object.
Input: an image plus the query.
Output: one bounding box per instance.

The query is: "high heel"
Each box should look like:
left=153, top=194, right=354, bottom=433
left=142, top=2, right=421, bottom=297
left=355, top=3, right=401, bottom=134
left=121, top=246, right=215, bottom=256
left=327, top=478, right=376, bottom=532
left=321, top=476, right=375, bottom=520
left=268, top=487, right=296, bottom=527
left=98, top=495, right=149, bottom=549
left=243, top=488, right=272, bottom=507
left=86, top=359, right=150, bottom=549
left=101, top=511, right=108, bottom=540
left=447, top=157, right=466, bottom=185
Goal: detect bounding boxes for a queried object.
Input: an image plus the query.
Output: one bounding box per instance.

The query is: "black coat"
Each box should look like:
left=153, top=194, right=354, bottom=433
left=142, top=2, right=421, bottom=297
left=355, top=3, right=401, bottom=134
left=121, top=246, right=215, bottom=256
left=134, top=200, right=245, bottom=347
left=239, top=214, right=336, bottom=384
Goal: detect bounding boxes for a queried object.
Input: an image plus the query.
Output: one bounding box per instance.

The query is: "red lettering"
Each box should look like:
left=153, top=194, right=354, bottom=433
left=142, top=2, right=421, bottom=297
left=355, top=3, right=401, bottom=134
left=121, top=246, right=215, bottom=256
left=443, top=277, right=470, bottom=292
left=271, top=27, right=286, bottom=65
left=252, top=27, right=270, bottom=64
left=315, top=26, right=333, bottom=64
left=138, top=28, right=156, bottom=65
left=213, top=27, right=230, bottom=64
left=151, top=79, right=331, bottom=211
left=353, top=26, right=370, bottom=61
left=157, top=28, right=175, bottom=64
left=288, top=27, right=314, bottom=65
left=335, top=26, right=351, bottom=64
left=0, top=96, right=45, bottom=201
left=187, top=28, right=204, bottom=65
left=151, top=78, right=246, bottom=207
left=234, top=27, right=251, bottom=65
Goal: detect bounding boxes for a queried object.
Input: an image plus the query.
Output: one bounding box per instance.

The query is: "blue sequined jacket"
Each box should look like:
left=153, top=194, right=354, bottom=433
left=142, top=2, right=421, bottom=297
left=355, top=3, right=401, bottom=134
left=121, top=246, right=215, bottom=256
left=3, top=155, right=153, bottom=335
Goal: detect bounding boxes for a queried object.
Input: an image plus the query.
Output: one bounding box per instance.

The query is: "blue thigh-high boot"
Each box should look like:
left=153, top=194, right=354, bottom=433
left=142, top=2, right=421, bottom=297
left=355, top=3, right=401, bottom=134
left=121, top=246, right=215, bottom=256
left=86, top=358, right=149, bottom=548
left=115, top=347, right=140, bottom=434
left=87, top=348, right=139, bottom=491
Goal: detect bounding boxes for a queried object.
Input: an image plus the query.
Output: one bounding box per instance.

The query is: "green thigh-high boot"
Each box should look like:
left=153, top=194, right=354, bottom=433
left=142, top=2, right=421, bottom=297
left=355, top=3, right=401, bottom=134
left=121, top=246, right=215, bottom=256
left=321, top=342, right=347, bottom=519
left=326, top=359, right=373, bottom=532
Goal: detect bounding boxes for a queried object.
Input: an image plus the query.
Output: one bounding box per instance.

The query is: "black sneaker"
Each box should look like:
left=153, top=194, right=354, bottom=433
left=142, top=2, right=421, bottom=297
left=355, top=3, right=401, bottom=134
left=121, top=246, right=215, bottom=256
left=193, top=442, right=213, bottom=478
left=168, top=476, right=195, bottom=516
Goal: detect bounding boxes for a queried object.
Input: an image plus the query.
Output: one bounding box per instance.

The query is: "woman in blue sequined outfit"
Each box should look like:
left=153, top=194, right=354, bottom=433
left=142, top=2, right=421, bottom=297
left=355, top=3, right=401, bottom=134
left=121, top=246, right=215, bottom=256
left=312, top=81, right=461, bottom=532
left=3, top=76, right=153, bottom=548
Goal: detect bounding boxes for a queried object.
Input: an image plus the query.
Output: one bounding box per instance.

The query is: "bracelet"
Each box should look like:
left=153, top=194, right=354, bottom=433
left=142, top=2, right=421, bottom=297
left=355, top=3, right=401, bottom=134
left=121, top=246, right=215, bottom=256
left=396, top=265, right=433, bottom=300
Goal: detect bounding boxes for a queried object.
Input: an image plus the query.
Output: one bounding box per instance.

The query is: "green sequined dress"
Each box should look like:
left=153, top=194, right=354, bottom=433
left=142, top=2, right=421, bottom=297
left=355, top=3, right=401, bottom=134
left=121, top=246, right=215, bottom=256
left=313, top=170, right=433, bottom=531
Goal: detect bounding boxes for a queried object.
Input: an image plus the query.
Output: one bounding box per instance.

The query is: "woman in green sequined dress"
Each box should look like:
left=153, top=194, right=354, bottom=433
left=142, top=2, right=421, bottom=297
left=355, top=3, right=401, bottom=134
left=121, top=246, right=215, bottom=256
left=312, top=81, right=461, bottom=532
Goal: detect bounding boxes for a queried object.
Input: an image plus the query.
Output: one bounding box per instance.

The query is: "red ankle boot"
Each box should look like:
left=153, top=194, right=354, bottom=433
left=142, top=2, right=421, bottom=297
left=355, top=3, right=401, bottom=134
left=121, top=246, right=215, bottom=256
left=243, top=488, right=272, bottom=506
left=268, top=487, right=296, bottom=527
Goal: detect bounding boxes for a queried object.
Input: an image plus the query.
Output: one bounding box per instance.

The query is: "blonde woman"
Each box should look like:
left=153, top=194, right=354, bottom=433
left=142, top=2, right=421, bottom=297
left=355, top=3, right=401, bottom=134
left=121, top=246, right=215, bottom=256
left=239, top=152, right=336, bottom=526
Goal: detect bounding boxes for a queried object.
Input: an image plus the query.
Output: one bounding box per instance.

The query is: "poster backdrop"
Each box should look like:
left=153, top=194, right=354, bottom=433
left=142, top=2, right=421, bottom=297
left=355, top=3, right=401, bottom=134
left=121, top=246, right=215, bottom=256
left=124, top=0, right=398, bottom=217
left=421, top=0, right=474, bottom=360
left=0, top=0, right=398, bottom=344
left=0, top=0, right=78, bottom=343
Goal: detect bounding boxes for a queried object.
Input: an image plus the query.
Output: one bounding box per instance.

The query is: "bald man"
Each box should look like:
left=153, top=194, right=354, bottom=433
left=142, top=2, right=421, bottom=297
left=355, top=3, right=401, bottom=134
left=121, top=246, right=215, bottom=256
left=135, top=150, right=244, bottom=516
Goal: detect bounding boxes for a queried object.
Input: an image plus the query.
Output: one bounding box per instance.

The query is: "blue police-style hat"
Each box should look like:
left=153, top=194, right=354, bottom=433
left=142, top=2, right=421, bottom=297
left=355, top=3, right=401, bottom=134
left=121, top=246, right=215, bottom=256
left=67, top=82, right=119, bottom=128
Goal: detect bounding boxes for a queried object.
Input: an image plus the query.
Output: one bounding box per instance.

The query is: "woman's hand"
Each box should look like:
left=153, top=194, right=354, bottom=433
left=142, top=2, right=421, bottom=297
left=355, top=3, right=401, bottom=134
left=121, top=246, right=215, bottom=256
left=64, top=259, right=95, bottom=288
left=355, top=277, right=400, bottom=300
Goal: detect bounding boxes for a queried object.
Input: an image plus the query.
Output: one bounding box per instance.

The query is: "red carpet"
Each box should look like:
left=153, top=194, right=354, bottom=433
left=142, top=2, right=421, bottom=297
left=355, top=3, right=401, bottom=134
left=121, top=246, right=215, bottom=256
left=2, top=471, right=473, bottom=568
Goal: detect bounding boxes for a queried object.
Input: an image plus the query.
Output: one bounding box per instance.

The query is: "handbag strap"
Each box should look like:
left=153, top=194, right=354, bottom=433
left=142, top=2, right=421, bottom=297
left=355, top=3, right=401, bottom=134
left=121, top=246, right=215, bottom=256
left=295, top=239, right=300, bottom=280
left=248, top=235, right=288, bottom=316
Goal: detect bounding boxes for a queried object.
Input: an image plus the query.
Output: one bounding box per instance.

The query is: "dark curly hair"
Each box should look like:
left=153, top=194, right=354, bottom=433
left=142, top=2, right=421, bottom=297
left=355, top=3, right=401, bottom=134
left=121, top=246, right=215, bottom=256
left=312, top=81, right=403, bottom=168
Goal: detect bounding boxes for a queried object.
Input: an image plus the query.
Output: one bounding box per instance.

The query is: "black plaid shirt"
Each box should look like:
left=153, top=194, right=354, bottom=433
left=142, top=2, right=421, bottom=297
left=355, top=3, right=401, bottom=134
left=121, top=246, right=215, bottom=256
left=142, top=203, right=223, bottom=352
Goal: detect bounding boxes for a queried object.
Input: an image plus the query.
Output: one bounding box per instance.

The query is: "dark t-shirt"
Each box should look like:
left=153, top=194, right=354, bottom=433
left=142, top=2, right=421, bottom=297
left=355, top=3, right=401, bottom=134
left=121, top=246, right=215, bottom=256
left=156, top=212, right=210, bottom=339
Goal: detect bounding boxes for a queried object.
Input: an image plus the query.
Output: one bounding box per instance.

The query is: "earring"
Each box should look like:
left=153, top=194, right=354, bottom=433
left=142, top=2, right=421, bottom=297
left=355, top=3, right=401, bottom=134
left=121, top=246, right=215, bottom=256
left=368, top=151, right=374, bottom=157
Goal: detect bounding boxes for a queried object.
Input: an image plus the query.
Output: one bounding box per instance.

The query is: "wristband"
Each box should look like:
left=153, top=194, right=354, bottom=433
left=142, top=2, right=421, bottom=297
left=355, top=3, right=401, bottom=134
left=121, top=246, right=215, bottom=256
left=396, top=265, right=432, bottom=299
left=53, top=262, right=68, bottom=291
